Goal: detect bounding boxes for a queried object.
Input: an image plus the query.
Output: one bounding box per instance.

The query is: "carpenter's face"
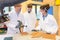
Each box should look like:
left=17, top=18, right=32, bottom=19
left=40, top=9, right=46, bottom=15
left=28, top=8, right=32, bottom=11
left=27, top=8, right=32, bottom=13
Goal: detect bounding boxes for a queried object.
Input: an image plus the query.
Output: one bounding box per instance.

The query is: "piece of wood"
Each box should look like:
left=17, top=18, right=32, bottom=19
left=31, top=31, right=43, bottom=38
left=31, top=31, right=56, bottom=40
left=21, top=32, right=28, bottom=35
left=42, top=33, right=56, bottom=40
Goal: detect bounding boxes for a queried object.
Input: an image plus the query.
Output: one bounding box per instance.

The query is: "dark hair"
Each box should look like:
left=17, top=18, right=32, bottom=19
left=27, top=4, right=32, bottom=8
left=40, top=4, right=50, bottom=12
left=14, top=4, right=21, bottom=7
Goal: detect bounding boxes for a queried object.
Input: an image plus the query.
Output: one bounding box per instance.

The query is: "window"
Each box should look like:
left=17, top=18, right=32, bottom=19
left=3, top=6, right=14, bottom=14
left=32, top=4, right=41, bottom=20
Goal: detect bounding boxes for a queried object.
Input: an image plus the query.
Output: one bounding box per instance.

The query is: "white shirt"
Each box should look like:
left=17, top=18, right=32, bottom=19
left=6, top=10, right=25, bottom=34
left=36, top=14, right=58, bottom=34
left=23, top=11, right=36, bottom=32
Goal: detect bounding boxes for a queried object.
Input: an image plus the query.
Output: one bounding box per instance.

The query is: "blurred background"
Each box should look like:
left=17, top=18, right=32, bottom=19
left=0, top=0, right=60, bottom=35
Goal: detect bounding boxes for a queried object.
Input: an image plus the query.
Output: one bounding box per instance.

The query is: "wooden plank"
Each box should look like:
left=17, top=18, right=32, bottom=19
left=31, top=31, right=56, bottom=40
